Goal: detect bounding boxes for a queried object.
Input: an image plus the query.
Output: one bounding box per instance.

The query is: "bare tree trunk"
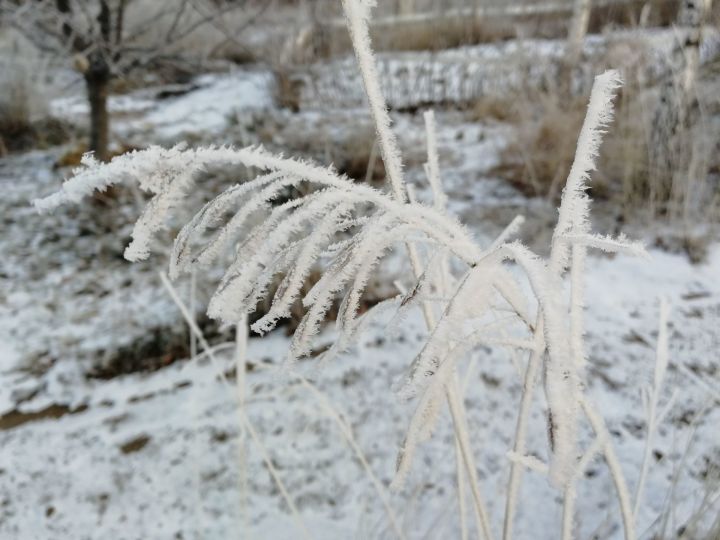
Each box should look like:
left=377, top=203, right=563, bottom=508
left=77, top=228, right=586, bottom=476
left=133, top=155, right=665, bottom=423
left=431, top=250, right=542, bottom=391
left=567, top=0, right=591, bottom=64
left=678, top=0, right=707, bottom=95
left=562, top=0, right=591, bottom=94
left=84, top=53, right=111, bottom=162
left=649, top=0, right=711, bottom=216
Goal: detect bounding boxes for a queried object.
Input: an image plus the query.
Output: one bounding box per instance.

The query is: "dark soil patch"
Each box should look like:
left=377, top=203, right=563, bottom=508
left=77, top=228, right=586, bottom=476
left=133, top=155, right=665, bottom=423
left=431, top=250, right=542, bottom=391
left=119, top=434, right=151, bottom=454
left=87, top=320, right=221, bottom=380
left=0, top=403, right=88, bottom=431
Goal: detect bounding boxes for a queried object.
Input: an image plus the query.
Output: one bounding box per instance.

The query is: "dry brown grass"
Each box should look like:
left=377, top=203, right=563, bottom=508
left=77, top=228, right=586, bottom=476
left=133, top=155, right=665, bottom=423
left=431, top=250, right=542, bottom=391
left=493, top=83, right=717, bottom=218
left=301, top=0, right=680, bottom=59
left=273, top=67, right=304, bottom=113
left=471, top=94, right=522, bottom=124
left=0, top=60, right=41, bottom=152
left=603, top=63, right=719, bottom=223
left=0, top=32, right=73, bottom=153
left=332, top=127, right=386, bottom=183
left=372, top=15, right=517, bottom=52
left=596, top=84, right=653, bottom=210
left=262, top=117, right=386, bottom=185
left=484, top=51, right=719, bottom=223
left=0, top=112, right=72, bottom=154
left=313, top=14, right=528, bottom=57
left=491, top=92, right=589, bottom=201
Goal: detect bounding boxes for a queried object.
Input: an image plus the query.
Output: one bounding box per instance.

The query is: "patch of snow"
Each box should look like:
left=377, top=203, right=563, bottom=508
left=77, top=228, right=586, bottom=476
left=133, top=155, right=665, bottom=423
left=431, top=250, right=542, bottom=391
left=50, top=69, right=275, bottom=143
left=132, top=70, right=274, bottom=141
left=2, top=167, right=718, bottom=537
left=52, top=93, right=157, bottom=119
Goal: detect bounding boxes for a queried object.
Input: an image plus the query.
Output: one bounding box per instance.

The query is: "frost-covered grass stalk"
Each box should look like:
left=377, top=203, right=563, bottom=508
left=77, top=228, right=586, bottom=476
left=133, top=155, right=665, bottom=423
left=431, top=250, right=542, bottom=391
left=341, top=0, right=407, bottom=202
left=342, top=3, right=492, bottom=537
left=158, top=272, right=312, bottom=540
left=234, top=313, right=249, bottom=531
left=633, top=298, right=672, bottom=519
left=35, top=1, right=652, bottom=538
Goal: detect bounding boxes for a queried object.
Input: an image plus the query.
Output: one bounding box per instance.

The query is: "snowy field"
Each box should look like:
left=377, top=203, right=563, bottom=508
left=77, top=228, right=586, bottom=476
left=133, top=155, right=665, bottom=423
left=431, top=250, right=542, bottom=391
left=1, top=29, right=720, bottom=540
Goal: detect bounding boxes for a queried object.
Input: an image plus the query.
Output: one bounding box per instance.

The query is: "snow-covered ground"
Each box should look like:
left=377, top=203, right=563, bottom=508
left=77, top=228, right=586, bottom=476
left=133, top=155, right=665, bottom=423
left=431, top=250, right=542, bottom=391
left=2, top=211, right=718, bottom=539
left=1, top=32, right=719, bottom=540
left=51, top=69, right=275, bottom=147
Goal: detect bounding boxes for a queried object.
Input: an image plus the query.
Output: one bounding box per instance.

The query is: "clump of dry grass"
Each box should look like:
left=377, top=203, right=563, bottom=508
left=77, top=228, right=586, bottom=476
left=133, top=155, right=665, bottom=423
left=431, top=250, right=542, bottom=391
left=301, top=13, right=517, bottom=59
left=254, top=116, right=387, bottom=184
left=0, top=62, right=71, bottom=153
left=88, top=320, right=221, bottom=379
left=0, top=114, right=72, bottom=154
left=599, top=65, right=719, bottom=225
left=0, top=68, right=33, bottom=151
left=488, top=65, right=719, bottom=224
left=273, top=67, right=304, bottom=113
left=491, top=91, right=590, bottom=200
left=471, top=94, right=522, bottom=123
left=372, top=15, right=516, bottom=52
left=331, top=127, right=386, bottom=183
left=0, top=29, right=78, bottom=153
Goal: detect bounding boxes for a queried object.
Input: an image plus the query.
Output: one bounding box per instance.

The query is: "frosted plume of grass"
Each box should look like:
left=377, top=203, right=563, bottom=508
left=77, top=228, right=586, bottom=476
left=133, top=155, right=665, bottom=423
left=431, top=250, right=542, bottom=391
left=342, top=0, right=407, bottom=202
left=35, top=143, right=483, bottom=358
left=34, top=2, right=650, bottom=537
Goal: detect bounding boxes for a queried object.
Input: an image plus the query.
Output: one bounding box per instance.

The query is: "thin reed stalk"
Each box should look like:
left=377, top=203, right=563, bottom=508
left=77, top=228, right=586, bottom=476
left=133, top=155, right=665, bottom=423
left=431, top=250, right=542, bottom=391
left=298, top=376, right=406, bottom=540
left=158, top=272, right=313, bottom=540
left=581, top=396, right=636, bottom=540
left=340, top=2, right=493, bottom=537
left=633, top=299, right=670, bottom=518
left=235, top=314, right=249, bottom=535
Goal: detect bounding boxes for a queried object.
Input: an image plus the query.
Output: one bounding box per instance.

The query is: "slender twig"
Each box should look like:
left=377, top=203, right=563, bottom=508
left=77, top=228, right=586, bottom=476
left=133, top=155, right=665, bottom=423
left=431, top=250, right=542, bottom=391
left=581, top=396, right=636, bottom=540
left=502, top=320, right=543, bottom=540
left=633, top=299, right=670, bottom=518
left=235, top=313, right=249, bottom=535
left=158, top=272, right=312, bottom=539
left=298, top=377, right=406, bottom=540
